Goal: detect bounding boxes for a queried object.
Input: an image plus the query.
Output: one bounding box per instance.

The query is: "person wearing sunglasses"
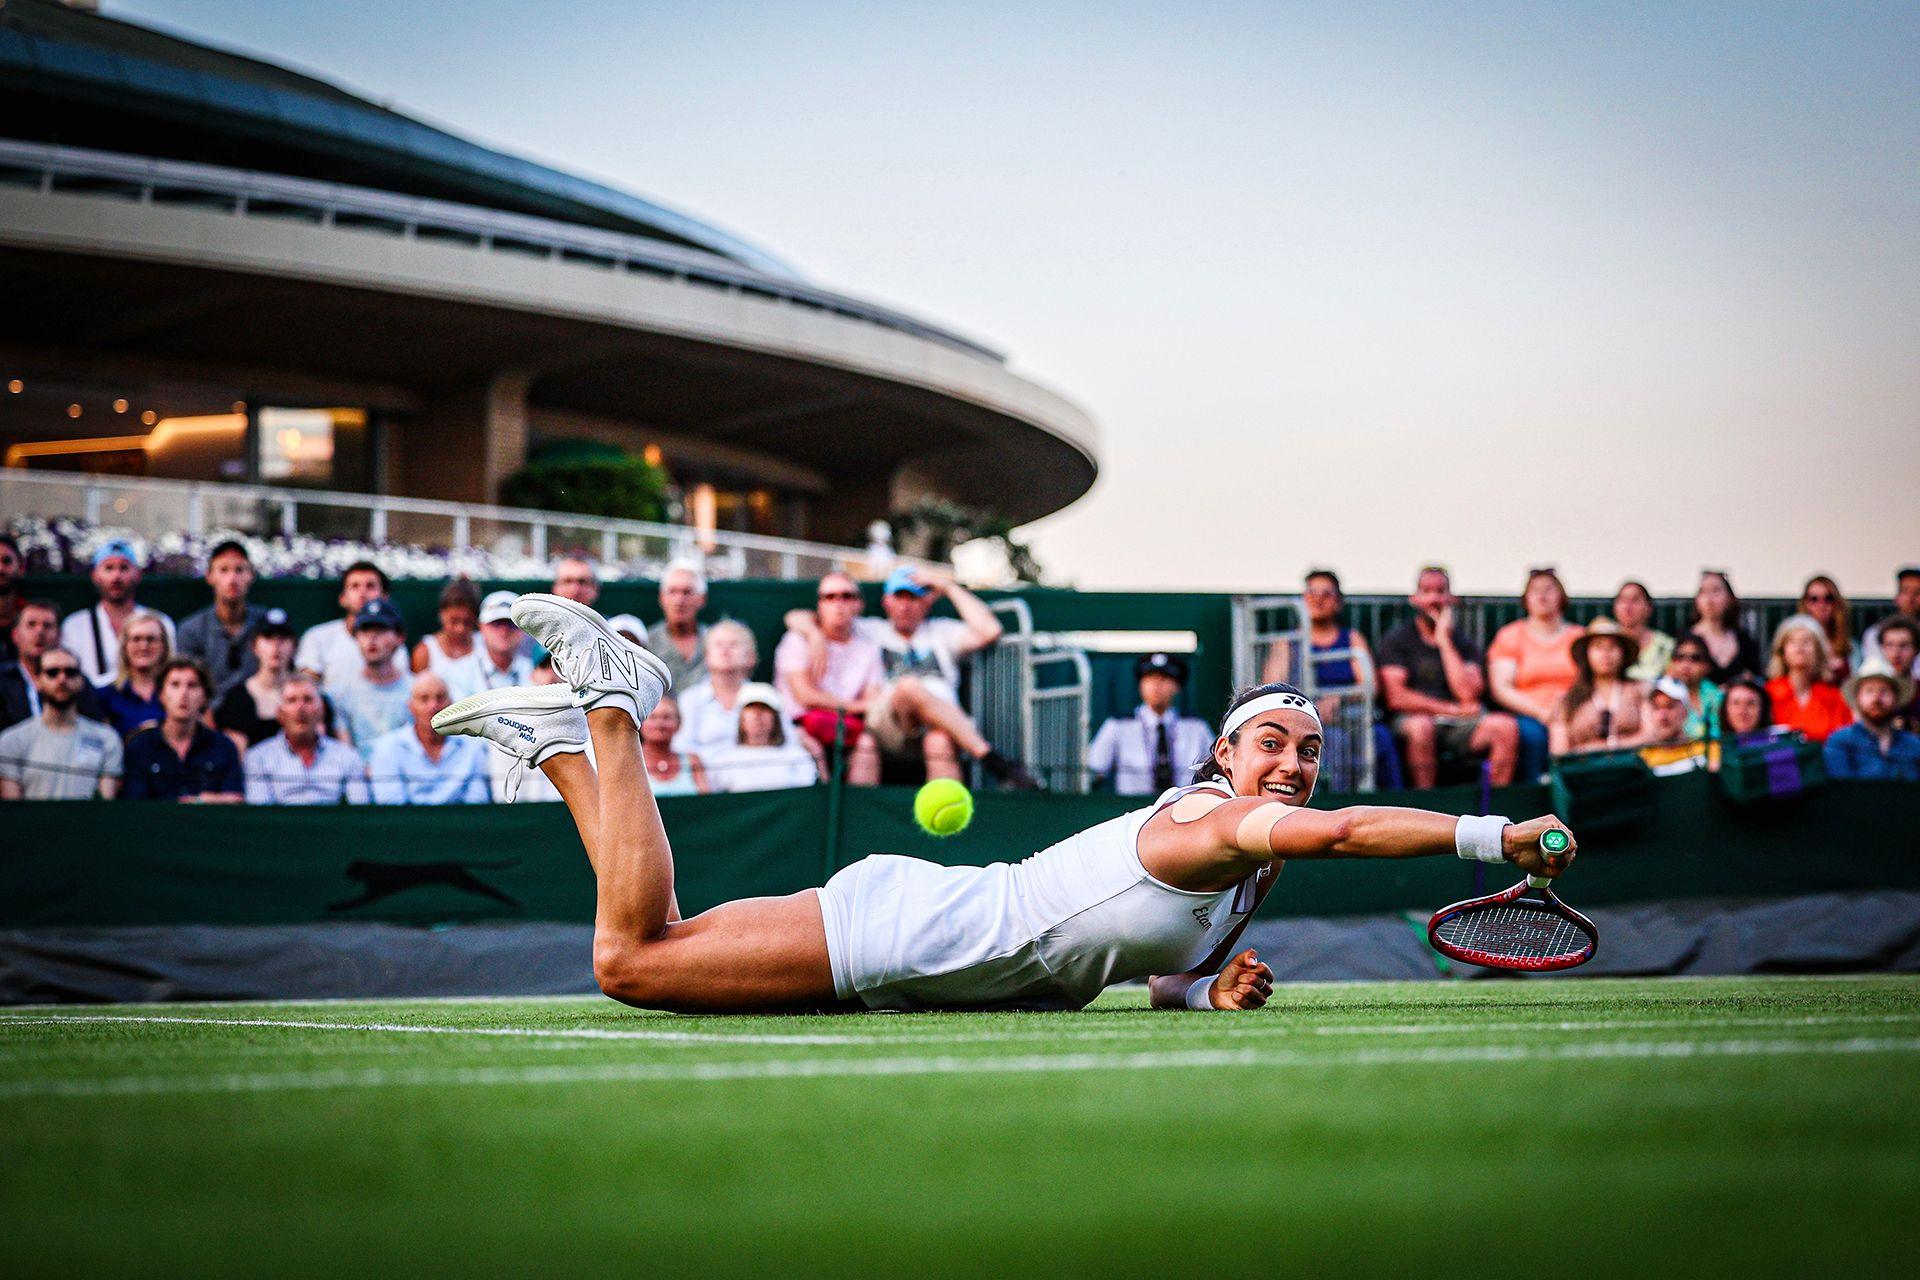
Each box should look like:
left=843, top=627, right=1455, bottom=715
left=775, top=572, right=886, bottom=784
left=0, top=645, right=123, bottom=799
left=1797, top=575, right=1855, bottom=684
left=2, top=600, right=107, bottom=731
left=1662, top=634, right=1723, bottom=739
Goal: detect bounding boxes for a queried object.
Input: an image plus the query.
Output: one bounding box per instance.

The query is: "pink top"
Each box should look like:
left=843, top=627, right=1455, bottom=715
left=774, top=630, right=885, bottom=713
left=1488, top=621, right=1581, bottom=709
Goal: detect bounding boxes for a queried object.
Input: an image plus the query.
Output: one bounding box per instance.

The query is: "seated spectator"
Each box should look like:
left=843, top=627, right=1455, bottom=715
left=215, top=609, right=338, bottom=750
left=122, top=657, right=244, bottom=802
left=0, top=533, right=25, bottom=664
left=1549, top=620, right=1646, bottom=756
left=645, top=561, right=712, bottom=690
left=1089, top=652, right=1213, bottom=796
left=174, top=540, right=266, bottom=699
left=1259, top=569, right=1398, bottom=789
left=244, top=675, right=369, bottom=805
left=1868, top=617, right=1919, bottom=730
left=1638, top=677, right=1707, bottom=776
left=551, top=554, right=600, bottom=607
left=0, top=646, right=122, bottom=799
left=1822, top=659, right=1920, bottom=782
left=1609, top=580, right=1673, bottom=682
left=1707, top=676, right=1779, bottom=773
left=330, top=598, right=413, bottom=760
left=702, top=684, right=822, bottom=793
left=786, top=568, right=1036, bottom=788
left=1488, top=568, right=1581, bottom=778
left=1798, top=575, right=1855, bottom=683
left=368, top=672, right=491, bottom=804
left=1377, top=566, right=1518, bottom=788
left=1861, top=567, right=1919, bottom=675
left=412, top=579, right=481, bottom=688
left=673, top=621, right=760, bottom=759
left=61, top=539, right=177, bottom=685
left=640, top=694, right=708, bottom=796
left=97, top=613, right=170, bottom=739
left=775, top=571, right=886, bottom=785
left=1663, top=634, right=1722, bottom=739
left=1765, top=614, right=1852, bottom=743
left=2, top=600, right=105, bottom=729
left=295, top=560, right=390, bottom=688
left=1687, top=569, right=1763, bottom=684
left=463, top=591, right=535, bottom=694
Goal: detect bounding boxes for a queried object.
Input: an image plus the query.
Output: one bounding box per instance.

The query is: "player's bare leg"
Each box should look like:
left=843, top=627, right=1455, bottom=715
left=512, top=593, right=834, bottom=1011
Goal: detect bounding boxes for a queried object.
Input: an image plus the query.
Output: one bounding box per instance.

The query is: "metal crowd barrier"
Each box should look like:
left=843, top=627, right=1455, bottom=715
left=969, top=599, right=1093, bottom=792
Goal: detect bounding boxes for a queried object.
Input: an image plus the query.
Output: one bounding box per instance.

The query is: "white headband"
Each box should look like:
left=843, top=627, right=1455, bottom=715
left=1220, top=690, right=1323, bottom=740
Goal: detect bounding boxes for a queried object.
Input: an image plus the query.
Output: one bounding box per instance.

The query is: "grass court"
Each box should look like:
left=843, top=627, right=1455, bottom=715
left=4, top=974, right=1917, bottom=1278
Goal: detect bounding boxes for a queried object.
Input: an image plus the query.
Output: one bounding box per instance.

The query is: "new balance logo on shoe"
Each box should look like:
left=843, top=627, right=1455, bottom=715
left=595, top=640, right=639, bottom=686
left=495, top=716, right=537, bottom=745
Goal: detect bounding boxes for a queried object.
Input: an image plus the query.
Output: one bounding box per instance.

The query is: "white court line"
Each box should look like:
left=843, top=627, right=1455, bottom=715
left=2, top=1035, right=1917, bottom=1101
left=2, top=1010, right=1916, bottom=1049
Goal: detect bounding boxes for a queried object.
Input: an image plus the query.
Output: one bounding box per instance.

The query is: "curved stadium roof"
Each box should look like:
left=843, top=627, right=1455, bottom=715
left=0, top=0, right=796, bottom=274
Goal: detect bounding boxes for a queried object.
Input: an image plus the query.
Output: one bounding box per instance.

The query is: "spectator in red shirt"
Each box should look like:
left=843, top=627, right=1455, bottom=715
left=1765, top=614, right=1852, bottom=742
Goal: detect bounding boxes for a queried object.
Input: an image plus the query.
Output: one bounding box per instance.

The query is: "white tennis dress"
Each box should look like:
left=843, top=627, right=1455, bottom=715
left=817, top=781, right=1277, bottom=1011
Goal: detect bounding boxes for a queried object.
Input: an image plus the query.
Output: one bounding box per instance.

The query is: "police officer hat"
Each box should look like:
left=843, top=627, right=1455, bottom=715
left=1134, top=652, right=1190, bottom=684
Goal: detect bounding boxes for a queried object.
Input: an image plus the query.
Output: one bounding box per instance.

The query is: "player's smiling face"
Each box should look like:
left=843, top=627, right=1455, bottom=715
left=1215, top=709, right=1321, bottom=805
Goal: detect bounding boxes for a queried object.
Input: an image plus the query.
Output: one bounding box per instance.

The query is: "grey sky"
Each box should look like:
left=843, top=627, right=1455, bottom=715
left=114, top=1, right=1920, bottom=596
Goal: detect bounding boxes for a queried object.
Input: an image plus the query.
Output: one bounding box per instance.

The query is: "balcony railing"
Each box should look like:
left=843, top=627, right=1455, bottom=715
left=0, top=467, right=939, bottom=584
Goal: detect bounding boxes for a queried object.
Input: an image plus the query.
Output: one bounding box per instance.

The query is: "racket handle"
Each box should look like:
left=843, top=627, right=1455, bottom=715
left=1527, top=874, right=1554, bottom=889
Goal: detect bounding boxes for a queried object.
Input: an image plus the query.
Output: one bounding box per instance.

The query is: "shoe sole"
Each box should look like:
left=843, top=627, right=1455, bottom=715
left=509, top=593, right=674, bottom=695
left=432, top=683, right=578, bottom=737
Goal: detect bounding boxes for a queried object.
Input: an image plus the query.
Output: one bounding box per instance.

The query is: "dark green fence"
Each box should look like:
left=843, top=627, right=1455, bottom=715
left=5, top=775, right=1915, bottom=930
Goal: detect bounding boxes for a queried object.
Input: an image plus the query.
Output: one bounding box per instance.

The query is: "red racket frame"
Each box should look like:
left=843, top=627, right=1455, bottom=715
left=1426, top=875, right=1598, bottom=972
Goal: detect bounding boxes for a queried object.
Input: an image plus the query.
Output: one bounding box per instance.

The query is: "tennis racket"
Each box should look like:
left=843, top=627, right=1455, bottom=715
left=1427, top=828, right=1597, bottom=971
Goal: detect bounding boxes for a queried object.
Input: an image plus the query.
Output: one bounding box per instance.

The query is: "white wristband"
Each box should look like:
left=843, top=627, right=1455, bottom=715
left=1184, top=976, right=1218, bottom=1010
left=1455, top=814, right=1511, bottom=864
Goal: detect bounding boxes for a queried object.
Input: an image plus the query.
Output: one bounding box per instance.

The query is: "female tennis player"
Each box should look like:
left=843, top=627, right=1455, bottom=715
left=434, top=594, right=1577, bottom=1014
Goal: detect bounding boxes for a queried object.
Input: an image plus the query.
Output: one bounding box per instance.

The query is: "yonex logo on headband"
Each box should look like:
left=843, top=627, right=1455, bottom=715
left=1220, top=690, right=1323, bottom=740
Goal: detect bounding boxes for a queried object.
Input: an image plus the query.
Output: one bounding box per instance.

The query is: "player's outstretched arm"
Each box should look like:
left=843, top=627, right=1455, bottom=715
left=1160, top=798, right=1576, bottom=878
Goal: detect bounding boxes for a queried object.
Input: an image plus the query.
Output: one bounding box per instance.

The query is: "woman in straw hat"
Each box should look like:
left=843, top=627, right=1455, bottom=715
left=1548, top=619, right=1647, bottom=756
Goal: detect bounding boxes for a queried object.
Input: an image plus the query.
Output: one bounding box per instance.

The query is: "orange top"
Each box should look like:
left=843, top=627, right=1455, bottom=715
left=1487, top=620, right=1581, bottom=708
left=1765, top=677, right=1853, bottom=743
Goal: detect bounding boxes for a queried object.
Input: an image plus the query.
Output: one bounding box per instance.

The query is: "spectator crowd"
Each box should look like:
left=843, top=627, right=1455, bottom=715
left=2, top=531, right=1916, bottom=805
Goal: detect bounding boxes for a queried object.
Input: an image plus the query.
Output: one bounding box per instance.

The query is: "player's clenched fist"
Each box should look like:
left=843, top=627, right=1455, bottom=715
left=1212, top=948, right=1274, bottom=1010
left=1504, top=814, right=1577, bottom=878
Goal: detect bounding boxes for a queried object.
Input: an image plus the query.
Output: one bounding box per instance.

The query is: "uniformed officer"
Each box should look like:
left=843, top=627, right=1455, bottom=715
left=1087, top=652, right=1214, bottom=796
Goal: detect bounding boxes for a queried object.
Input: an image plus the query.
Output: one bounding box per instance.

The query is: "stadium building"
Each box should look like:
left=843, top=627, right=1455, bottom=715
left=0, top=0, right=1099, bottom=547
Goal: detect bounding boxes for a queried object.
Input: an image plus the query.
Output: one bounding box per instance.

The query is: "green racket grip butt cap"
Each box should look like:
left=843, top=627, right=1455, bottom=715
left=1541, top=828, right=1571, bottom=855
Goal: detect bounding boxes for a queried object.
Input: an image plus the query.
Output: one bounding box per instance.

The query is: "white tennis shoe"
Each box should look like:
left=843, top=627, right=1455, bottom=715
left=431, top=684, right=588, bottom=802
left=509, top=592, right=670, bottom=728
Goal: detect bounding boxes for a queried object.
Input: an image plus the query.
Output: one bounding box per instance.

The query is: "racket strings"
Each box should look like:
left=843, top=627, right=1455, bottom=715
left=1434, top=904, right=1591, bottom=959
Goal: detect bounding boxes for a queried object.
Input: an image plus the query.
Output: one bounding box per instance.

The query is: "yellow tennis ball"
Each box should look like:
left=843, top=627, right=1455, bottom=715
left=914, top=778, right=974, bottom=837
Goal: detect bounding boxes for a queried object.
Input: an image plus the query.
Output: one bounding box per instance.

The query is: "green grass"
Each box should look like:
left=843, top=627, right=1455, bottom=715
left=4, top=976, right=1919, bottom=1278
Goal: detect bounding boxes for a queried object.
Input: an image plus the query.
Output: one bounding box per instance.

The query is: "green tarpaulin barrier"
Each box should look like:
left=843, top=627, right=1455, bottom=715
left=4, top=775, right=1915, bottom=929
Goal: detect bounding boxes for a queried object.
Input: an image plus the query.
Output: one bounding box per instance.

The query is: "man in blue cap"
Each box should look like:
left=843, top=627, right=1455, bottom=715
left=330, top=596, right=413, bottom=762
left=60, top=538, right=177, bottom=685
left=783, top=566, right=1037, bottom=787
left=1088, top=652, right=1214, bottom=796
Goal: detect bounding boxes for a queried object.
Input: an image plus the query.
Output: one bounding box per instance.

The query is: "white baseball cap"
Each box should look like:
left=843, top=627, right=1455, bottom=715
left=479, top=590, right=518, bottom=625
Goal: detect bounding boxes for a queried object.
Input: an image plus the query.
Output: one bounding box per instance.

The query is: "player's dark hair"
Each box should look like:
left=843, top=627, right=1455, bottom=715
left=1191, top=681, right=1311, bottom=784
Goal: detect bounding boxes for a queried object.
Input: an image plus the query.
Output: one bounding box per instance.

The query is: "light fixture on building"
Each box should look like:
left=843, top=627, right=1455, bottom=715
left=643, top=443, right=663, bottom=468
left=113, top=398, right=129, bottom=414
left=5, top=379, right=21, bottom=395
left=141, top=410, right=158, bottom=426
left=67, top=403, right=82, bottom=419
left=690, top=483, right=718, bottom=553
left=231, top=401, right=247, bottom=414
